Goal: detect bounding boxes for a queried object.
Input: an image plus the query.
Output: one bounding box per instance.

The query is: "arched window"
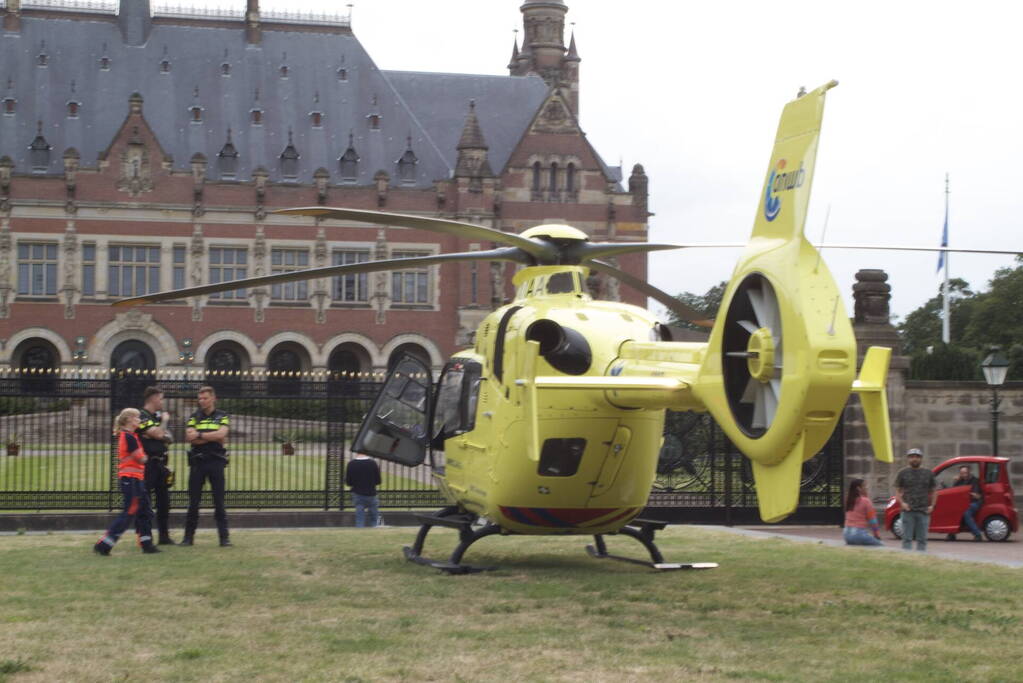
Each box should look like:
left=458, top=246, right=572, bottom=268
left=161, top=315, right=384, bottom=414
left=531, top=161, right=542, bottom=200
left=111, top=340, right=155, bottom=371
left=387, top=343, right=431, bottom=372
left=549, top=162, right=559, bottom=201
left=14, top=339, right=59, bottom=393
left=397, top=144, right=418, bottom=186
left=267, top=343, right=309, bottom=395
left=204, top=341, right=249, bottom=396
left=565, top=163, right=576, bottom=200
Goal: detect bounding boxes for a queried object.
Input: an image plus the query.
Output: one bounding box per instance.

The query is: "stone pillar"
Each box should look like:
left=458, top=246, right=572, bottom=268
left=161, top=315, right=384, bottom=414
left=845, top=269, right=910, bottom=502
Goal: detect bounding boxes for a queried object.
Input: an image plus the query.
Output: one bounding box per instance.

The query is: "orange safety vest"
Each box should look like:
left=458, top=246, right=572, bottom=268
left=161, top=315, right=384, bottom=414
left=117, top=430, right=146, bottom=480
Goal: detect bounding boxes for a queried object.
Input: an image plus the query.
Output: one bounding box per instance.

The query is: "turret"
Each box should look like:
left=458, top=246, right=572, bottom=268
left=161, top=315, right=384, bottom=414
left=454, top=100, right=494, bottom=190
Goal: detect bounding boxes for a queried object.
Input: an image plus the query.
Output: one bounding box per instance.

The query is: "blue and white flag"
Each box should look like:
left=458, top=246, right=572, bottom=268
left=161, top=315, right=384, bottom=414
left=936, top=211, right=948, bottom=273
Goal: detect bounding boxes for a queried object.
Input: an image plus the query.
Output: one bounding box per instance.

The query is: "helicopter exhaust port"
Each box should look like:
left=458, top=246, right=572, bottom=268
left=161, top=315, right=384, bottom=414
left=525, top=319, right=592, bottom=375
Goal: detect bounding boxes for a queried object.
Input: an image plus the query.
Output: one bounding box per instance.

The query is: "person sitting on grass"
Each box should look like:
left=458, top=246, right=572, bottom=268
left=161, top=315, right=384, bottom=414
left=93, top=408, right=159, bottom=556
left=843, top=478, right=882, bottom=546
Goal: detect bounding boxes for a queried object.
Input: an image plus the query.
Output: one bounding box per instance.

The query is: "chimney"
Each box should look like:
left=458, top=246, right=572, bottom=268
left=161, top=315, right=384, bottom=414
left=118, top=0, right=152, bottom=46
left=246, top=0, right=262, bottom=45
left=3, top=0, right=22, bottom=32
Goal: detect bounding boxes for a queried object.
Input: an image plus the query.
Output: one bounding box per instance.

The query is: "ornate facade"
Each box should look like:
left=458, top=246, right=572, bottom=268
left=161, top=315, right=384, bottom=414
left=0, top=0, right=650, bottom=377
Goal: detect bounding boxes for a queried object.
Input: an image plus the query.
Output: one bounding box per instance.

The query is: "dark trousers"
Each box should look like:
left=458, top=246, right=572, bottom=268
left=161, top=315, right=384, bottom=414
left=104, top=477, right=153, bottom=545
left=184, top=458, right=229, bottom=540
left=145, top=459, right=171, bottom=537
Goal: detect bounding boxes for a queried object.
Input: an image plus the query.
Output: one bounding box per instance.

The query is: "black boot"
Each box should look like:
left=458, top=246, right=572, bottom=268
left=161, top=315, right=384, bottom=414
left=141, top=541, right=161, bottom=554
left=180, top=535, right=194, bottom=546
left=93, top=540, right=112, bottom=556
left=219, top=537, right=232, bottom=547
left=158, top=533, right=176, bottom=546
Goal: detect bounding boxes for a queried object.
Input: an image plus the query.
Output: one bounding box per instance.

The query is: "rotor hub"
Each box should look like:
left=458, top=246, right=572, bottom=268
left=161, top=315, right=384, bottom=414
left=746, top=328, right=776, bottom=382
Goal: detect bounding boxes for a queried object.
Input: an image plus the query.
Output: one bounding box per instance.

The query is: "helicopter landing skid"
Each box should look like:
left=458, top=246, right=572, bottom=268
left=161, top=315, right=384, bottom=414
left=402, top=507, right=501, bottom=575
left=586, top=519, right=718, bottom=571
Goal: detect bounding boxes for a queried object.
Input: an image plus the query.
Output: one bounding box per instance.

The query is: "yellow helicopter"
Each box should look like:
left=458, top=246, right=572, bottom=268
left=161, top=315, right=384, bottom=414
left=118, top=81, right=895, bottom=572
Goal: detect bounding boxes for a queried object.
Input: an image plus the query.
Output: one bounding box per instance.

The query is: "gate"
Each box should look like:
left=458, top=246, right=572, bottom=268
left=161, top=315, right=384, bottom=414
left=647, top=411, right=845, bottom=524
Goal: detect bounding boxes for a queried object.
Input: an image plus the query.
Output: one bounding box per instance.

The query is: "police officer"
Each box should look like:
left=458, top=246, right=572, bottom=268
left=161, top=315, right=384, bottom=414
left=138, top=386, right=176, bottom=545
left=182, top=385, right=231, bottom=547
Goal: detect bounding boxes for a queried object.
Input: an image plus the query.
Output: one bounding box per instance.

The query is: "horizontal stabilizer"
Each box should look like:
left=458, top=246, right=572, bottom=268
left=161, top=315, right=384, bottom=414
left=851, top=346, right=894, bottom=463
left=751, top=432, right=806, bottom=523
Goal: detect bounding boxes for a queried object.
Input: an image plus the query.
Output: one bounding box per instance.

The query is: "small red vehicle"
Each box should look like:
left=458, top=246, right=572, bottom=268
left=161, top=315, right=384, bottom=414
left=885, top=456, right=1019, bottom=541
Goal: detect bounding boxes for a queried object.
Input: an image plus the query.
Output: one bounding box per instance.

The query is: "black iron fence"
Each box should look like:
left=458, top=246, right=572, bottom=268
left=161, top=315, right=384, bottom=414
left=0, top=369, right=843, bottom=522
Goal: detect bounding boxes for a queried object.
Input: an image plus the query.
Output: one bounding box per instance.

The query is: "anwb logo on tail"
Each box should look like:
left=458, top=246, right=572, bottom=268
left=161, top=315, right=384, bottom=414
left=763, top=159, right=805, bottom=222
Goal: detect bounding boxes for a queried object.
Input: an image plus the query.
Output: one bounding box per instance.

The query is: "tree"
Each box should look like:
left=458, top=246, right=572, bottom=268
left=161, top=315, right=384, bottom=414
left=897, top=277, right=974, bottom=355
left=666, top=281, right=726, bottom=331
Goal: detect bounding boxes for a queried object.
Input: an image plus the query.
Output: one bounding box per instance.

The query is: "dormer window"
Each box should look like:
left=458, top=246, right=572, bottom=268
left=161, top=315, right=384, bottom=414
left=339, top=133, right=359, bottom=183
left=368, top=114, right=380, bottom=130
left=29, top=122, right=52, bottom=173
left=337, top=68, right=347, bottom=81
left=279, top=65, right=288, bottom=78
left=3, top=98, right=14, bottom=116
left=190, top=106, right=203, bottom=122
left=67, top=101, right=80, bottom=118
left=251, top=109, right=263, bottom=125
left=310, top=111, right=322, bottom=128
left=99, top=56, right=111, bottom=71
left=218, top=129, right=239, bottom=180
left=280, top=131, right=300, bottom=180
left=396, top=137, right=418, bottom=186
left=160, top=60, right=171, bottom=73
left=221, top=63, right=231, bottom=76
left=38, top=53, right=49, bottom=67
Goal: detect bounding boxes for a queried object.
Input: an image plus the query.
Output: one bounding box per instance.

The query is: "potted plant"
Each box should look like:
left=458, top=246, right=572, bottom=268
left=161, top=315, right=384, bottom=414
left=6, top=434, right=20, bottom=456
left=273, top=430, right=301, bottom=456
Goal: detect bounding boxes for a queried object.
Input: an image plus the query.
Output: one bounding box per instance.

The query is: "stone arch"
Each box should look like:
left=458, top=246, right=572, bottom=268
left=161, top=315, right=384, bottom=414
left=11, top=337, right=61, bottom=369
left=93, top=313, right=178, bottom=368
left=327, top=342, right=372, bottom=377
left=258, top=332, right=320, bottom=367
left=110, top=339, right=156, bottom=370
left=381, top=333, right=443, bottom=372
left=4, top=327, right=72, bottom=364
left=322, top=332, right=381, bottom=368
left=195, top=331, right=258, bottom=371
left=266, top=341, right=312, bottom=373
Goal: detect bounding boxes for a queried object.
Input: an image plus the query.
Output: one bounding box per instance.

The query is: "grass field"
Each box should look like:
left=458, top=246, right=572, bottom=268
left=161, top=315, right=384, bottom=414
left=1, top=527, right=1020, bottom=682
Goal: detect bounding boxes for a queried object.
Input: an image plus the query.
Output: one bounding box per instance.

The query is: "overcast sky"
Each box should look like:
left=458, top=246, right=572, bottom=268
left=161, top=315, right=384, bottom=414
left=182, top=0, right=1022, bottom=323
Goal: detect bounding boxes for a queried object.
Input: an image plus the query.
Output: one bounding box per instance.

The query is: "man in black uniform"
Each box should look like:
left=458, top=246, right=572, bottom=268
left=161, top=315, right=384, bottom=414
left=138, top=386, right=176, bottom=545
left=182, top=385, right=231, bottom=547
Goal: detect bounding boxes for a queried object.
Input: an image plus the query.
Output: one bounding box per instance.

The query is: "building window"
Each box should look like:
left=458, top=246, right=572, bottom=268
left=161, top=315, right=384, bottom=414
left=271, top=248, right=309, bottom=301
left=67, top=101, right=80, bottom=118
left=549, top=162, right=559, bottom=201
left=310, top=111, right=322, bottom=128
left=160, top=59, right=171, bottom=73
left=221, top=63, right=231, bottom=76
left=251, top=109, right=263, bottom=125
left=17, top=243, right=58, bottom=296
left=3, top=98, right=14, bottom=115
left=566, top=163, right=576, bottom=200
left=531, top=161, right=542, bottom=200
left=82, top=244, right=96, bottom=296
left=368, top=114, right=380, bottom=130
left=173, top=245, right=186, bottom=290
left=108, top=245, right=160, bottom=297
left=208, top=247, right=247, bottom=299
left=332, top=250, right=369, bottom=302
left=390, top=250, right=430, bottom=305
left=190, top=106, right=202, bottom=122
left=99, top=56, right=111, bottom=70
left=337, top=68, right=347, bottom=81
left=279, top=65, right=288, bottom=78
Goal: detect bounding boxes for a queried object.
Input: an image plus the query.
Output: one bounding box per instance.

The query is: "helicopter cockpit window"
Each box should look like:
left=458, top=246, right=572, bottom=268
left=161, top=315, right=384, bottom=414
left=431, top=360, right=483, bottom=445
left=546, top=271, right=576, bottom=294
left=376, top=363, right=428, bottom=435
left=538, top=438, right=586, bottom=477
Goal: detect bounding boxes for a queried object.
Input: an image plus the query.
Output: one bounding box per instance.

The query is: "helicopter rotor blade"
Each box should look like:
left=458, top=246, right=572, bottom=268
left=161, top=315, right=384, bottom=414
left=112, top=247, right=527, bottom=307
left=568, top=241, right=688, bottom=264
left=587, top=259, right=714, bottom=328
left=275, top=207, right=557, bottom=262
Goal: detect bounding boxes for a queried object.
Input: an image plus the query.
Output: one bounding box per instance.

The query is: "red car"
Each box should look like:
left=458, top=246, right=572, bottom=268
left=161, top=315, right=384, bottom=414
left=885, top=456, right=1019, bottom=541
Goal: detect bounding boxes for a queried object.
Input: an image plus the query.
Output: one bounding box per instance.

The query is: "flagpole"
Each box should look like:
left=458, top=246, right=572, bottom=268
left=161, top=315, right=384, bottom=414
left=941, top=173, right=951, bottom=344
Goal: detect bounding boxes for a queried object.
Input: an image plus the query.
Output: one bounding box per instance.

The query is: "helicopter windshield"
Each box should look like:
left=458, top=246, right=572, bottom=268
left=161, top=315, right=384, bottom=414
left=352, top=355, right=433, bottom=467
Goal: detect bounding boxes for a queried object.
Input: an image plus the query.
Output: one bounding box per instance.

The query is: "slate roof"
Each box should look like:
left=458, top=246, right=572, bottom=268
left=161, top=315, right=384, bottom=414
left=0, top=6, right=556, bottom=188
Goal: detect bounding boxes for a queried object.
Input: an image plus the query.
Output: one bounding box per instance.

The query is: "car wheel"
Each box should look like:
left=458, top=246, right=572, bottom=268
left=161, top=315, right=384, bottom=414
left=983, top=515, right=1012, bottom=542
left=891, top=514, right=903, bottom=540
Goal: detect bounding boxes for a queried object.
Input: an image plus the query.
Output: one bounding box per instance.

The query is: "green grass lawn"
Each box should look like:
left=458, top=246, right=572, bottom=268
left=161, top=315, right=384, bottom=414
left=1, top=527, right=1019, bottom=682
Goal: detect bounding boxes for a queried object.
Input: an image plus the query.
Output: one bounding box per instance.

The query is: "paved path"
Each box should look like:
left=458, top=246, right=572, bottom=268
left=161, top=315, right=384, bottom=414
left=719, top=525, right=1023, bottom=568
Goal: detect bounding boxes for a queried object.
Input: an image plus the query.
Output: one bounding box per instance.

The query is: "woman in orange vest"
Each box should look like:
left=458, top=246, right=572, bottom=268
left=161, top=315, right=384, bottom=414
left=93, top=408, right=159, bottom=555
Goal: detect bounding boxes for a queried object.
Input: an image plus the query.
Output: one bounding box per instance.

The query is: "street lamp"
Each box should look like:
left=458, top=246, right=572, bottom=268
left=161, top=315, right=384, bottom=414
left=179, top=338, right=194, bottom=365
left=72, top=335, right=88, bottom=367
left=981, top=346, right=1009, bottom=457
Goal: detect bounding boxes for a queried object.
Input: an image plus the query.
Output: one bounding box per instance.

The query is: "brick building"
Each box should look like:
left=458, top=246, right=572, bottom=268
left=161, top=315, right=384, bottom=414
left=0, top=0, right=650, bottom=378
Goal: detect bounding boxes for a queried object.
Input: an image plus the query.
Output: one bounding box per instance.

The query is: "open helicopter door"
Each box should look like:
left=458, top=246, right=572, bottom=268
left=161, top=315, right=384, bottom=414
left=352, top=354, right=432, bottom=466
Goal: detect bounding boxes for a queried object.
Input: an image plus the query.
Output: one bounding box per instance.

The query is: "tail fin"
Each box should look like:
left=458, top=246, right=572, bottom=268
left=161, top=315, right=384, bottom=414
left=852, top=346, right=894, bottom=463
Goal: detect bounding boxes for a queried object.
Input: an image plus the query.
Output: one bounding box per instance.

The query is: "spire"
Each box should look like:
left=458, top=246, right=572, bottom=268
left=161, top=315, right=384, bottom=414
left=565, top=30, right=580, bottom=62
left=456, top=100, right=488, bottom=151
left=455, top=101, right=494, bottom=183
left=507, top=33, right=520, bottom=71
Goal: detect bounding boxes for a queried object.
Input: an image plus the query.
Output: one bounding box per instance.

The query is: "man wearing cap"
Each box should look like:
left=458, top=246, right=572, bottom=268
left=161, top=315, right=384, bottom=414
left=895, top=448, right=937, bottom=551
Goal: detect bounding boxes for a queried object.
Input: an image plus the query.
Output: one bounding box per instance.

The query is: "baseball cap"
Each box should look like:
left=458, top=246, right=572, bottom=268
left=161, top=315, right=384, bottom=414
left=906, top=448, right=923, bottom=457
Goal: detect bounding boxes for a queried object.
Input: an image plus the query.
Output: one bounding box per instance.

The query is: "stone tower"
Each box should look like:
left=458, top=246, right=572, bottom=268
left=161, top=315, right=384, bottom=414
left=509, top=0, right=580, bottom=114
